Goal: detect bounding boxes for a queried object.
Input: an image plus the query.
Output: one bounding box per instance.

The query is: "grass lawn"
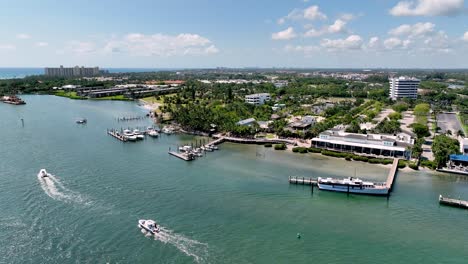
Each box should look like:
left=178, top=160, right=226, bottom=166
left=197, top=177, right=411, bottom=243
left=54, top=90, right=85, bottom=100
left=457, top=113, right=468, bottom=136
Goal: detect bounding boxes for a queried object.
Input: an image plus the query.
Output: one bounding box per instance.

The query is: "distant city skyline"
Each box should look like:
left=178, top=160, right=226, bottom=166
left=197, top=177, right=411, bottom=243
left=0, top=0, right=468, bottom=68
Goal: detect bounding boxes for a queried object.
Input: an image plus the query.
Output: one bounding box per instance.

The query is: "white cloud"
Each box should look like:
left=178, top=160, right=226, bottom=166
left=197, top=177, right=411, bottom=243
left=390, top=0, right=464, bottom=16
left=16, top=33, right=31, bottom=39
left=321, top=35, right=363, bottom=50
left=383, top=37, right=412, bottom=50
left=463, top=31, right=468, bottom=41
left=339, top=13, right=357, bottom=21
left=103, top=33, right=219, bottom=56
left=284, top=44, right=319, bottom=55
left=304, top=5, right=327, bottom=20
left=389, top=22, right=435, bottom=38
left=304, top=19, right=348, bottom=37
left=423, top=31, right=451, bottom=52
left=272, top=27, right=297, bottom=40
left=278, top=5, right=327, bottom=24
left=368, top=37, right=381, bottom=49
left=68, top=41, right=96, bottom=54
left=0, top=44, right=16, bottom=50
left=35, top=42, right=49, bottom=47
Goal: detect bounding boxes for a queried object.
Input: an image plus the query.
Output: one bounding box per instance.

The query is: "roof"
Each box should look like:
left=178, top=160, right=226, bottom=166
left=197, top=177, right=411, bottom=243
left=236, top=118, right=256, bottom=125
left=449, top=154, right=468, bottom=162
left=312, top=138, right=407, bottom=152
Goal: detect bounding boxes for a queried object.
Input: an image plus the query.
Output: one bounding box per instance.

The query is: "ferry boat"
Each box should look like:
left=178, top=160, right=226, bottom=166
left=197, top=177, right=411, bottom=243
left=1, top=95, right=26, bottom=105
left=317, top=177, right=389, bottom=195
left=138, top=219, right=160, bottom=234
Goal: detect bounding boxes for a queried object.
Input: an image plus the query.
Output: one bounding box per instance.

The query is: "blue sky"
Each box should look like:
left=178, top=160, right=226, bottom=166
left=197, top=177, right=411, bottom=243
left=0, top=0, right=467, bottom=68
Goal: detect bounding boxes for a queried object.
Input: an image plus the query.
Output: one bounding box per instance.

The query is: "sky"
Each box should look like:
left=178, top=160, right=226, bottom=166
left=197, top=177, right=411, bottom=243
left=0, top=0, right=467, bottom=68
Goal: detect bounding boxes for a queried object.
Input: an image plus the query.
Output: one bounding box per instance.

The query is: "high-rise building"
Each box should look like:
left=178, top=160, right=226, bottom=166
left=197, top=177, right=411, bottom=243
left=389, top=76, right=420, bottom=100
left=45, top=65, right=100, bottom=77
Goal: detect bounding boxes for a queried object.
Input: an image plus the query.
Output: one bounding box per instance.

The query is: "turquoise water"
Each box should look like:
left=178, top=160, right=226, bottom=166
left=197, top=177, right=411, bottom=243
left=1, top=95, right=468, bottom=264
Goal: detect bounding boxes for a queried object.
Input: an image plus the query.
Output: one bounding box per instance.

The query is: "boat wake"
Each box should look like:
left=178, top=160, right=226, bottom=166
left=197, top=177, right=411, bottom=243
left=140, top=226, right=209, bottom=263
left=37, top=172, right=90, bottom=205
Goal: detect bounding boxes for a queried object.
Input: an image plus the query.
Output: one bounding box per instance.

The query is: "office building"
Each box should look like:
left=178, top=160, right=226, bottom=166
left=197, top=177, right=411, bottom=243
left=389, top=76, right=420, bottom=100
left=245, top=93, right=271, bottom=105
left=45, top=65, right=100, bottom=77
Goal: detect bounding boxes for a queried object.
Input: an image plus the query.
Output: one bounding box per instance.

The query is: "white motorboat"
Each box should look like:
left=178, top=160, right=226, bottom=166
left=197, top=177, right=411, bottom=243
left=123, top=129, right=137, bottom=141
left=317, top=177, right=389, bottom=195
left=38, top=169, right=49, bottom=178
left=76, top=118, right=87, bottom=124
left=203, top=145, right=213, bottom=152
left=178, top=145, right=192, bottom=153
left=133, top=129, right=145, bottom=140
left=147, top=127, right=159, bottom=137
left=138, top=219, right=160, bottom=234
left=162, top=126, right=174, bottom=134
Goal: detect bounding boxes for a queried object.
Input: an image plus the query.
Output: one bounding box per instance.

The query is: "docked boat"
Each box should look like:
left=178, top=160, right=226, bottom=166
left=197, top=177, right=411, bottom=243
left=38, top=169, right=50, bottom=178
left=161, top=126, right=174, bottom=134
left=317, top=177, right=389, bottom=195
left=146, top=127, right=159, bottom=137
left=1, top=95, right=26, bottom=105
left=123, top=129, right=137, bottom=141
left=76, top=118, right=87, bottom=124
left=133, top=129, right=145, bottom=140
left=138, top=219, right=160, bottom=234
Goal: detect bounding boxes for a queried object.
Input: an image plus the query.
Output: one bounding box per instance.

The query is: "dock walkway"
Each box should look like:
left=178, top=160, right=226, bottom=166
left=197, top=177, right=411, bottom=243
left=107, top=129, right=127, bottom=142
left=288, top=176, right=317, bottom=185
left=386, top=158, right=399, bottom=191
left=168, top=151, right=194, bottom=161
left=439, top=195, right=468, bottom=209
left=210, top=135, right=296, bottom=146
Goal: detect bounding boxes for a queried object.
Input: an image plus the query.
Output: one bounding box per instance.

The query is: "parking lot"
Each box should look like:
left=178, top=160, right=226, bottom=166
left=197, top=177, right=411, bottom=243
left=437, top=113, right=463, bottom=137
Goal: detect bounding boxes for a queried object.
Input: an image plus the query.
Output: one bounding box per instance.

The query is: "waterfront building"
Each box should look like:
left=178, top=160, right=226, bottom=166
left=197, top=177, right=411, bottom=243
left=311, top=130, right=414, bottom=159
left=45, top=65, right=100, bottom=77
left=245, top=93, right=271, bottom=105
left=462, top=138, right=468, bottom=154
left=389, top=76, right=420, bottom=100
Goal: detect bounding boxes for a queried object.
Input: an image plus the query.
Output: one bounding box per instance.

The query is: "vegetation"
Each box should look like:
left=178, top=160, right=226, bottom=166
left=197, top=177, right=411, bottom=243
left=432, top=135, right=460, bottom=168
left=274, top=144, right=287, bottom=150
left=413, top=103, right=430, bottom=124
left=411, top=123, right=430, bottom=138
left=54, top=90, right=85, bottom=100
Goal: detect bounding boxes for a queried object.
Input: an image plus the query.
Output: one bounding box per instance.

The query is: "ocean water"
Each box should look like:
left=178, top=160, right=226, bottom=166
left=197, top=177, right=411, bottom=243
left=0, top=68, right=182, bottom=79
left=1, top=95, right=468, bottom=263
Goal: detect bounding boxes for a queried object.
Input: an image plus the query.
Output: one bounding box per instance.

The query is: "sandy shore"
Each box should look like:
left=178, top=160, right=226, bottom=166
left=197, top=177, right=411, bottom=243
left=139, top=99, right=161, bottom=111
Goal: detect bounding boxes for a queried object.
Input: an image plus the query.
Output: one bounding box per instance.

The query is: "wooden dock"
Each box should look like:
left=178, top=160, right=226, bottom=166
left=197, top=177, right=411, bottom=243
left=439, top=195, right=468, bottom=209
left=289, top=176, right=317, bottom=185
left=386, top=158, right=399, bottom=191
left=168, top=151, right=194, bottom=161
left=107, top=129, right=127, bottom=142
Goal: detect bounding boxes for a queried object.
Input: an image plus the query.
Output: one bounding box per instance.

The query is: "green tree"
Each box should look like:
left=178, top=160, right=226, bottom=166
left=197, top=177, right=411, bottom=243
left=432, top=135, right=460, bottom=168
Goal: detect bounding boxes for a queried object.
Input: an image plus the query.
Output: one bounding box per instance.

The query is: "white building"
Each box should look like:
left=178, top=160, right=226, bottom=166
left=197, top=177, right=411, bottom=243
left=389, top=76, right=420, bottom=100
left=311, top=130, right=414, bottom=159
left=245, top=93, right=271, bottom=105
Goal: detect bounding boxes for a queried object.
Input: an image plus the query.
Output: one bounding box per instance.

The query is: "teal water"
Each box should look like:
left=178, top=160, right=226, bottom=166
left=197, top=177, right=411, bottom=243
left=1, top=95, right=468, bottom=264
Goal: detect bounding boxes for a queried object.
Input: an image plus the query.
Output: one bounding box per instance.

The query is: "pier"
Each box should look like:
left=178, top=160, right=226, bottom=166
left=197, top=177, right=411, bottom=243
left=439, top=195, right=468, bottom=209
left=107, top=129, right=128, bottom=142
left=168, top=151, right=195, bottom=161
left=386, top=158, right=399, bottom=192
left=288, top=176, right=317, bottom=185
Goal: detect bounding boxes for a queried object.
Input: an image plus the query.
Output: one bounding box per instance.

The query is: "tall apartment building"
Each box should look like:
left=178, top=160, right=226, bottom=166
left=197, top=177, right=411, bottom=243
left=45, top=65, right=100, bottom=77
left=245, top=93, right=271, bottom=105
left=389, top=76, right=420, bottom=100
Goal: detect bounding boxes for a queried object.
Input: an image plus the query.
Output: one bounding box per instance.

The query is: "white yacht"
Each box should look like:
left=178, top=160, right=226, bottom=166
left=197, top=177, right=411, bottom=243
left=317, top=177, right=389, bottom=195
left=38, top=169, right=49, bottom=178
left=138, top=219, right=160, bottom=234
left=147, top=127, right=159, bottom=137
left=123, top=129, right=137, bottom=141
left=133, top=129, right=145, bottom=140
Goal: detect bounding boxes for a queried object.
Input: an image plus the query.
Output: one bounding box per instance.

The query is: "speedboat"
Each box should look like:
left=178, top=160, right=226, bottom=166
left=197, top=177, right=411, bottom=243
left=76, top=118, right=87, bottom=124
left=138, top=219, right=160, bottom=234
left=147, top=127, right=159, bottom=137
left=38, top=169, right=49, bottom=178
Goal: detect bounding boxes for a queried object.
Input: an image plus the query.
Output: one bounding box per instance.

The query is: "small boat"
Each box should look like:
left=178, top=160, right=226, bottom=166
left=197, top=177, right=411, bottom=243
left=133, top=129, right=145, bottom=140
left=162, top=126, right=174, bottom=134
left=203, top=145, right=214, bottom=152
left=76, top=118, right=87, bottom=124
left=138, top=219, right=160, bottom=234
left=146, top=127, right=159, bottom=137
left=317, top=177, right=389, bottom=195
left=38, top=169, right=49, bottom=178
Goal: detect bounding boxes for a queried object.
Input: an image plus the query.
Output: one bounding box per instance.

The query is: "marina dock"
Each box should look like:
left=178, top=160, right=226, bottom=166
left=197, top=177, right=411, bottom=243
left=168, top=151, right=194, bottom=161
left=107, top=129, right=127, bottom=142
left=289, top=176, right=317, bottom=185
left=439, top=195, right=468, bottom=209
left=386, top=158, right=399, bottom=191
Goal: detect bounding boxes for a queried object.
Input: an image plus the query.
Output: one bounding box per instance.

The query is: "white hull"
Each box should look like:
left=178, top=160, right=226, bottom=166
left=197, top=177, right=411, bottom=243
left=318, top=183, right=389, bottom=195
